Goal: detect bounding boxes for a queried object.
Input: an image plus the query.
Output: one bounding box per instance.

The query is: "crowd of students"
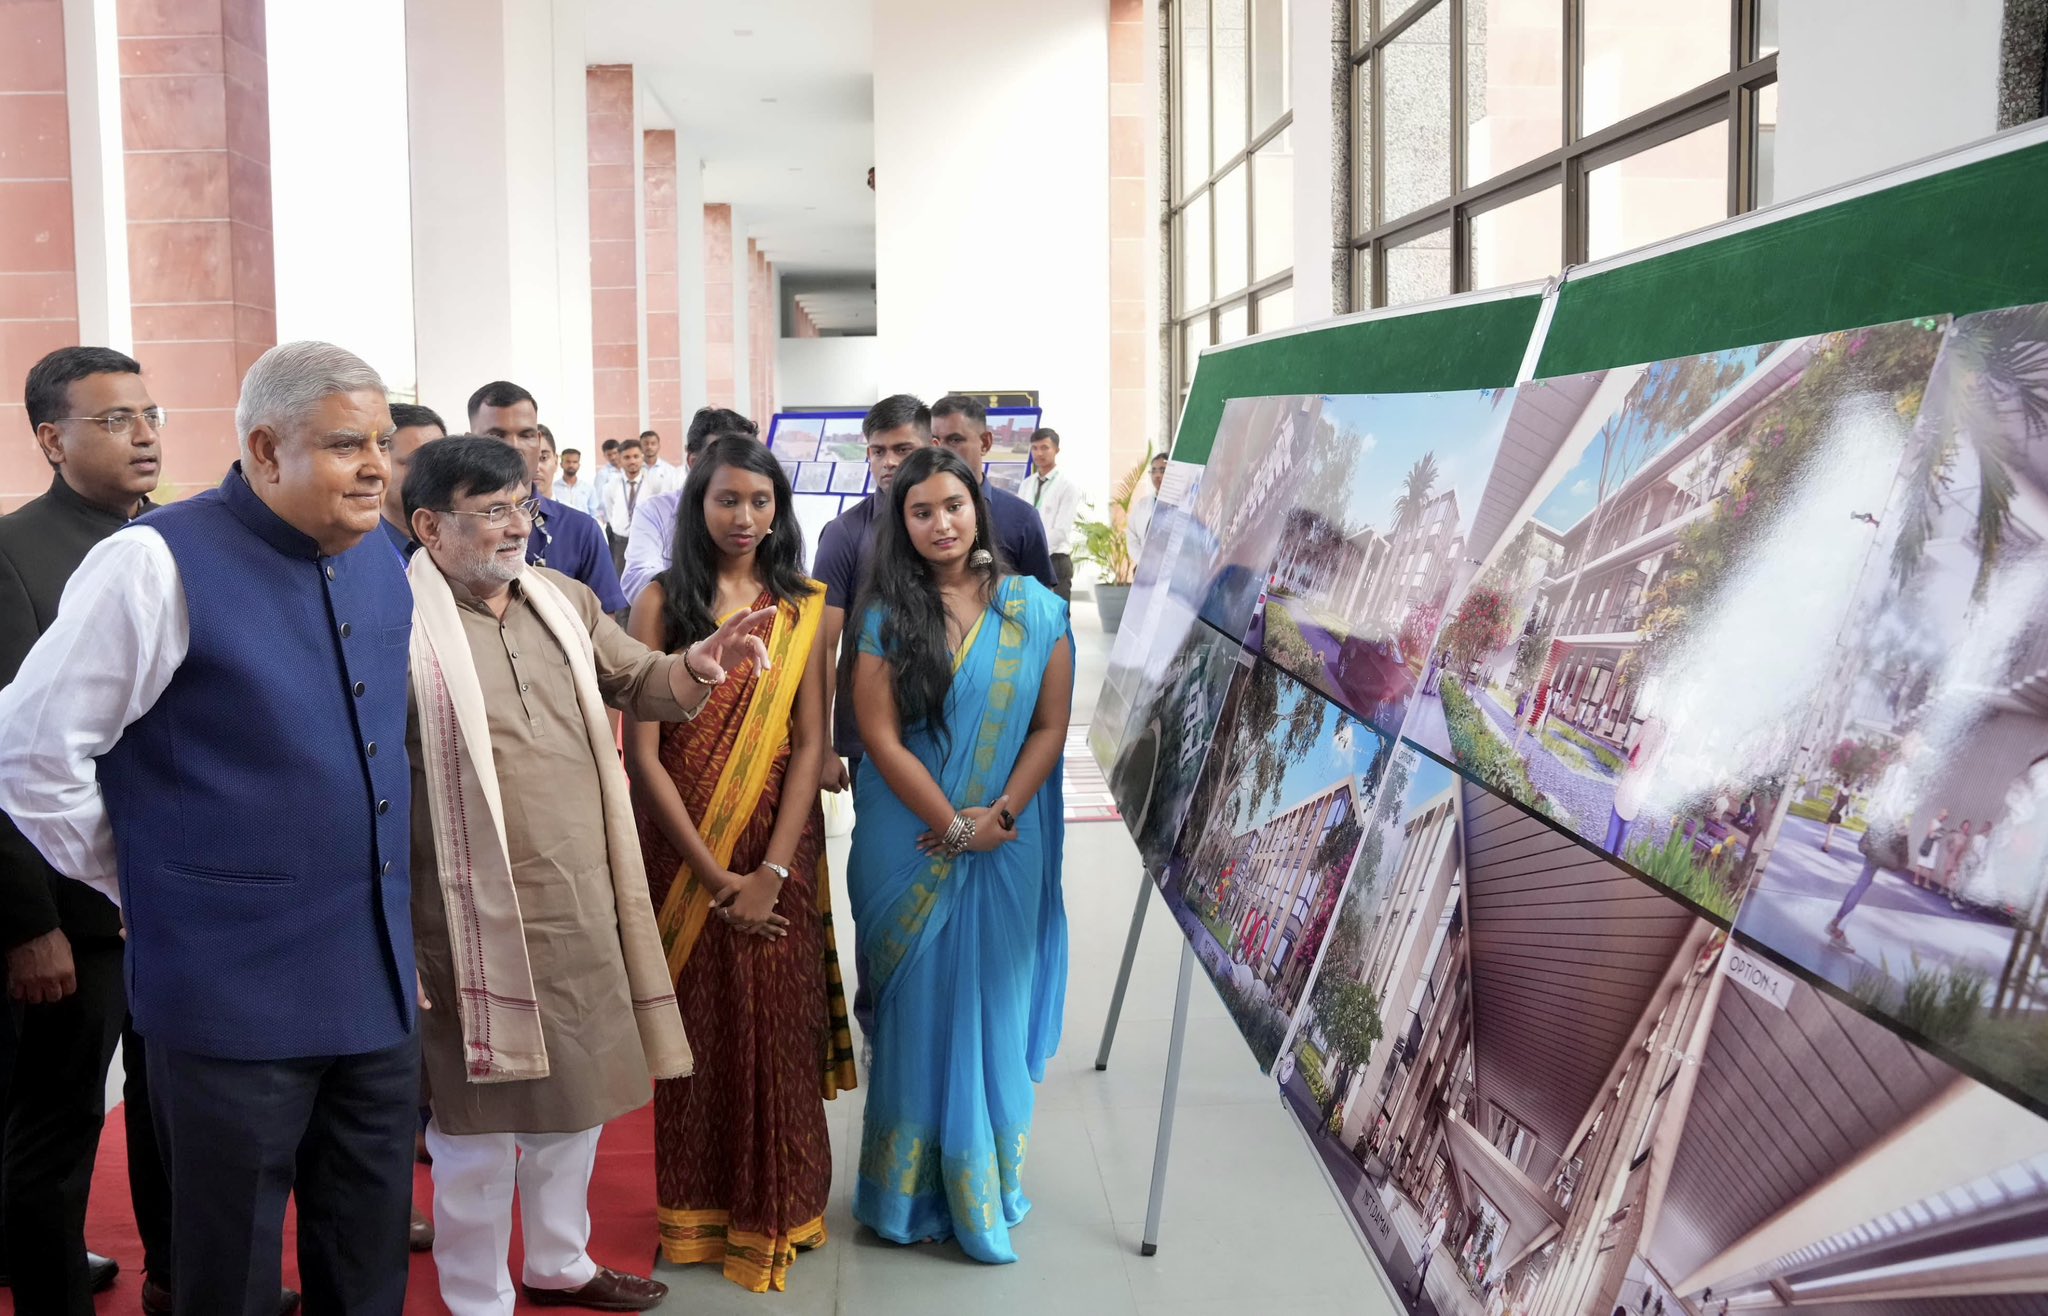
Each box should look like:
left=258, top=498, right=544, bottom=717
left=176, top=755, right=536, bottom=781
left=0, top=341, right=1076, bottom=1315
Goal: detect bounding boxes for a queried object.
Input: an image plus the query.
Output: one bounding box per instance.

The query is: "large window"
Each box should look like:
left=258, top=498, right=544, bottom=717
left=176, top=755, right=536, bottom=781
left=1169, top=0, right=1293, bottom=409
left=1350, top=0, right=1778, bottom=308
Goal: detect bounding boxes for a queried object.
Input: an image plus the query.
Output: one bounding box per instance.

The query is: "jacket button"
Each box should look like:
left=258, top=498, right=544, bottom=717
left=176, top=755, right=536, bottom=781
left=340, top=622, right=353, bottom=638
left=365, top=740, right=378, bottom=757
left=353, top=681, right=367, bottom=697
left=325, top=565, right=336, bottom=581
left=381, top=860, right=393, bottom=876
left=377, top=799, right=390, bottom=815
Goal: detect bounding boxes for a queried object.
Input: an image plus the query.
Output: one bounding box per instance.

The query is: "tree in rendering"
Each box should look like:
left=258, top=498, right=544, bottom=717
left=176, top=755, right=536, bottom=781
left=1439, top=585, right=1515, bottom=678
left=1828, top=736, right=1891, bottom=791
left=1892, top=305, right=2048, bottom=600
left=1390, top=452, right=1441, bottom=545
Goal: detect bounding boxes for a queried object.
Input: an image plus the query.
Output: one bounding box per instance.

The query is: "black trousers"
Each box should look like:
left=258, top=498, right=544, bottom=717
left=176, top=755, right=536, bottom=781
left=120, top=1026, right=177, bottom=1286
left=844, top=753, right=876, bottom=1038
left=1050, top=552, right=1074, bottom=601
left=2, top=937, right=126, bottom=1316
left=147, top=1035, right=418, bottom=1316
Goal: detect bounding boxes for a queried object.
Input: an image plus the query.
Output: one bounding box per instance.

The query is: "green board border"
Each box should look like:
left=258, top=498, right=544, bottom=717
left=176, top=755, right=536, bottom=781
left=1538, top=138, right=2048, bottom=377
left=1172, top=294, right=1542, bottom=466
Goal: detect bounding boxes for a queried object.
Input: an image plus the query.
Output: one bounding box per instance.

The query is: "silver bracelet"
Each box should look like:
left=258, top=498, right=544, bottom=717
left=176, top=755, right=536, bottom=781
left=942, top=813, right=976, bottom=856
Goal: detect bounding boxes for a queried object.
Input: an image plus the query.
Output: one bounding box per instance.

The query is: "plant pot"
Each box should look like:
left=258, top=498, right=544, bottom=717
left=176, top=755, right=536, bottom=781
left=1095, top=583, right=1133, bottom=632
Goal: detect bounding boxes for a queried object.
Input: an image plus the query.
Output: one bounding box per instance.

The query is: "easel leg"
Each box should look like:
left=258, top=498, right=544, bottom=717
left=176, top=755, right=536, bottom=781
left=1095, top=874, right=1153, bottom=1070
left=1139, top=940, right=1196, bottom=1257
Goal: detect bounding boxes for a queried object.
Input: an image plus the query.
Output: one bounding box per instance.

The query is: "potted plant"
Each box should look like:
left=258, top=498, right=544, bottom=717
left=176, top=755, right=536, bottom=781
left=1074, top=450, right=1151, bottom=633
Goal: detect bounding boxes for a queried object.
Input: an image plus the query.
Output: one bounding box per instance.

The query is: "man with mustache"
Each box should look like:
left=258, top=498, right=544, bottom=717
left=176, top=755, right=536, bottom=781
left=0, top=342, right=419, bottom=1314
left=398, top=437, right=769, bottom=1315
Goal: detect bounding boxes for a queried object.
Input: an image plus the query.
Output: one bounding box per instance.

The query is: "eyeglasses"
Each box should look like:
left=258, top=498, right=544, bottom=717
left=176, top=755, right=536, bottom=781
left=53, top=407, right=168, bottom=436
left=441, top=497, right=540, bottom=528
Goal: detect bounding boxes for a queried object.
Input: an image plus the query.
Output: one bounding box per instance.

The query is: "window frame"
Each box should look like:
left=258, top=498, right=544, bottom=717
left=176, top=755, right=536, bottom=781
left=1349, top=0, right=1778, bottom=309
left=1167, top=0, right=1296, bottom=408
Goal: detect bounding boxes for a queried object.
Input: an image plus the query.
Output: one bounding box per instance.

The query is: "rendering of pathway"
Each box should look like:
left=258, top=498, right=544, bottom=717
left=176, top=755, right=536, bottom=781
left=1469, top=687, right=1617, bottom=838
left=1736, top=813, right=2017, bottom=1000
left=1278, top=1072, right=1451, bottom=1316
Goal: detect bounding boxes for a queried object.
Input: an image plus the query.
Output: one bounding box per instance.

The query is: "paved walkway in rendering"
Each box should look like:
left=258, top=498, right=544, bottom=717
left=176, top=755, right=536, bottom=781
left=1735, top=813, right=2017, bottom=1001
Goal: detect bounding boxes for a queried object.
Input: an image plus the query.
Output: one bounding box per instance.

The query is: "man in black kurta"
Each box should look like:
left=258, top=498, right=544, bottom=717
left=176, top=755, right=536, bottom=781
left=0, top=347, right=166, bottom=1314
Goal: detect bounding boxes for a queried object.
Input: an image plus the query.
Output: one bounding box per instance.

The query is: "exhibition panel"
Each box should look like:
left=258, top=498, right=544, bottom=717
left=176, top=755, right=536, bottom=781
left=1097, top=125, right=2048, bottom=1306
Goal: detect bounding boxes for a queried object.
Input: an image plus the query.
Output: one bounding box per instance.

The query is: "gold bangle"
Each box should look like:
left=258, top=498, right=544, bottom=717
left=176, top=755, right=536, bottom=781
left=683, top=643, right=721, bottom=686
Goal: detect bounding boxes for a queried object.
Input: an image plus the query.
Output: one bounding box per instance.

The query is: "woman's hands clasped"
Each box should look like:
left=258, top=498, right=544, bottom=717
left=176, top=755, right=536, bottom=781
left=713, top=866, right=790, bottom=939
left=915, top=795, right=1018, bottom=856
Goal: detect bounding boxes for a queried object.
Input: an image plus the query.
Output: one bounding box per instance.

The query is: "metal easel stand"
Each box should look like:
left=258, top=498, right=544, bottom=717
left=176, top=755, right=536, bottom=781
left=1094, top=871, right=1153, bottom=1069
left=1139, top=941, right=1196, bottom=1256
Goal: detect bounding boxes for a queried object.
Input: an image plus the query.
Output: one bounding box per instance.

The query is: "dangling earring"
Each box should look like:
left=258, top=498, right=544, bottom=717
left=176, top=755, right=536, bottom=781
left=968, top=548, right=994, bottom=570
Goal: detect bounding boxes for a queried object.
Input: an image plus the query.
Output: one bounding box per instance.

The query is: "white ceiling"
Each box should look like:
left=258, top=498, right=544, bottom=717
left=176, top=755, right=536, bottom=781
left=584, top=0, right=878, bottom=330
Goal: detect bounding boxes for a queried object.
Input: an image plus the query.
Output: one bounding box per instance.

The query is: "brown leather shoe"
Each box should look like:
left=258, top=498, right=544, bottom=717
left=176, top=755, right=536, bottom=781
left=410, top=1206, right=436, bottom=1251
left=520, top=1266, right=668, bottom=1311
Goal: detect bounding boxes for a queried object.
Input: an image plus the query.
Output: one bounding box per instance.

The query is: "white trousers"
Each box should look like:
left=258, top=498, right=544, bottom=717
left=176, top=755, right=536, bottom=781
left=425, top=1116, right=603, bottom=1316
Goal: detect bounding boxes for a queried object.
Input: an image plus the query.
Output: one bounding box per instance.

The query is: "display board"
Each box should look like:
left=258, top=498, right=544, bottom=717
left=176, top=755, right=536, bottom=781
left=1099, top=126, right=2048, bottom=1313
left=764, top=406, right=1044, bottom=555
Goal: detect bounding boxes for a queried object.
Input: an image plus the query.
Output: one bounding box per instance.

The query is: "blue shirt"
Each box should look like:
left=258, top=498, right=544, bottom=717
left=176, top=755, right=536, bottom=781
left=815, top=483, right=1059, bottom=757
left=528, top=493, right=626, bottom=612
left=377, top=516, right=416, bottom=564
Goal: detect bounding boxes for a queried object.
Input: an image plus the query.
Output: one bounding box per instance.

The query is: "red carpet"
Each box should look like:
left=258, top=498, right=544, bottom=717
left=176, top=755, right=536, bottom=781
left=0, top=1102, right=663, bottom=1314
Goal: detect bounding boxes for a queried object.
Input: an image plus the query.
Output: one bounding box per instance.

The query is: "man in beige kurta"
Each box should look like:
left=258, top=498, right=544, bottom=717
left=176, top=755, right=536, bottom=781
left=399, top=437, right=770, bottom=1316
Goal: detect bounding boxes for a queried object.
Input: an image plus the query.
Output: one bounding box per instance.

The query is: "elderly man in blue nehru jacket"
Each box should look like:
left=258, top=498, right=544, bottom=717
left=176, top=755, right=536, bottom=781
left=0, top=341, right=421, bottom=1316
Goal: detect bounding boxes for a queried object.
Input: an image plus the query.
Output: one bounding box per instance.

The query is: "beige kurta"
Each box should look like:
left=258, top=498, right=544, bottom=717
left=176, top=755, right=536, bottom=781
left=410, top=566, right=696, bottom=1135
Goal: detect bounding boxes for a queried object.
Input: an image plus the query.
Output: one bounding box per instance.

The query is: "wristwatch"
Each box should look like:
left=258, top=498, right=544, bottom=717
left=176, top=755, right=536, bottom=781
left=760, top=861, right=790, bottom=882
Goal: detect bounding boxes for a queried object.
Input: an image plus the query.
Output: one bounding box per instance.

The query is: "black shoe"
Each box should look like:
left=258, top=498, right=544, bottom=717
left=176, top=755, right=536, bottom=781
left=89, top=1252, right=120, bottom=1293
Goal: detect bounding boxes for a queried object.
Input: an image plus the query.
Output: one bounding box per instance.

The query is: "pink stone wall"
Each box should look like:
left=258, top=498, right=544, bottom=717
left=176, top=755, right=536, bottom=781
left=792, top=303, right=820, bottom=339
left=642, top=129, right=680, bottom=447
left=702, top=202, right=735, bottom=408
left=1107, top=0, right=1148, bottom=481
left=0, top=0, right=80, bottom=508
left=119, top=0, right=274, bottom=499
left=747, top=240, right=772, bottom=423
left=586, top=65, right=639, bottom=445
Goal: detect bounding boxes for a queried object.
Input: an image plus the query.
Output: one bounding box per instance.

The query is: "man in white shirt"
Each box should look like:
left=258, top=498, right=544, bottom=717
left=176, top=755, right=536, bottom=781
left=1020, top=427, right=1083, bottom=601
left=1126, top=452, right=1169, bottom=565
left=551, top=443, right=602, bottom=518
left=619, top=407, right=757, bottom=605
left=602, top=438, right=650, bottom=571
left=637, top=429, right=684, bottom=497
left=591, top=439, right=622, bottom=507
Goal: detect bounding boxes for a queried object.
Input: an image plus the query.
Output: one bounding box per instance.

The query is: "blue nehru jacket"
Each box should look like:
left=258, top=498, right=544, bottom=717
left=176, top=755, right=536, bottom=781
left=98, top=466, right=416, bottom=1060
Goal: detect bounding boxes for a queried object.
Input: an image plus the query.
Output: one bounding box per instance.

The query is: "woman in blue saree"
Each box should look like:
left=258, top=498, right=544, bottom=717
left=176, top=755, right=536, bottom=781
left=842, top=446, right=1072, bottom=1264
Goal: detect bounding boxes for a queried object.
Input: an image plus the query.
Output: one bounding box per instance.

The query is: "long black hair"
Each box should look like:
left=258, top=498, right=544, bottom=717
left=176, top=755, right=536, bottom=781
left=657, top=435, right=814, bottom=651
left=839, top=446, right=1010, bottom=753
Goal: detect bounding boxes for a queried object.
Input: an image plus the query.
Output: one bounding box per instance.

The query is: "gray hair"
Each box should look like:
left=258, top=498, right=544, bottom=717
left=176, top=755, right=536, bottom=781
left=235, top=341, right=387, bottom=459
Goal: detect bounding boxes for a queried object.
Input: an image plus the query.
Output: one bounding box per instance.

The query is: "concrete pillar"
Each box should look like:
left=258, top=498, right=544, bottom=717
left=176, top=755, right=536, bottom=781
left=671, top=142, right=706, bottom=417
left=730, top=214, right=750, bottom=418
left=747, top=238, right=773, bottom=422
left=585, top=64, right=640, bottom=444
left=0, top=0, right=82, bottom=505
left=703, top=201, right=735, bottom=407
left=116, top=0, right=274, bottom=496
left=641, top=128, right=680, bottom=442
left=1109, top=0, right=1151, bottom=482
left=1289, top=0, right=1336, bottom=322
left=403, top=0, right=592, bottom=432
left=873, top=0, right=1111, bottom=502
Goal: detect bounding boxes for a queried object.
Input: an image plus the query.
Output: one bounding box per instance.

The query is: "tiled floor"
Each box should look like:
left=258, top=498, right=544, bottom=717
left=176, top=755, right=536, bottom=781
left=647, top=596, right=1403, bottom=1313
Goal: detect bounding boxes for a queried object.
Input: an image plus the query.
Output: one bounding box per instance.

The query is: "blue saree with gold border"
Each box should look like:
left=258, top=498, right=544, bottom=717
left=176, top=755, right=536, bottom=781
left=848, top=575, right=1070, bottom=1263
